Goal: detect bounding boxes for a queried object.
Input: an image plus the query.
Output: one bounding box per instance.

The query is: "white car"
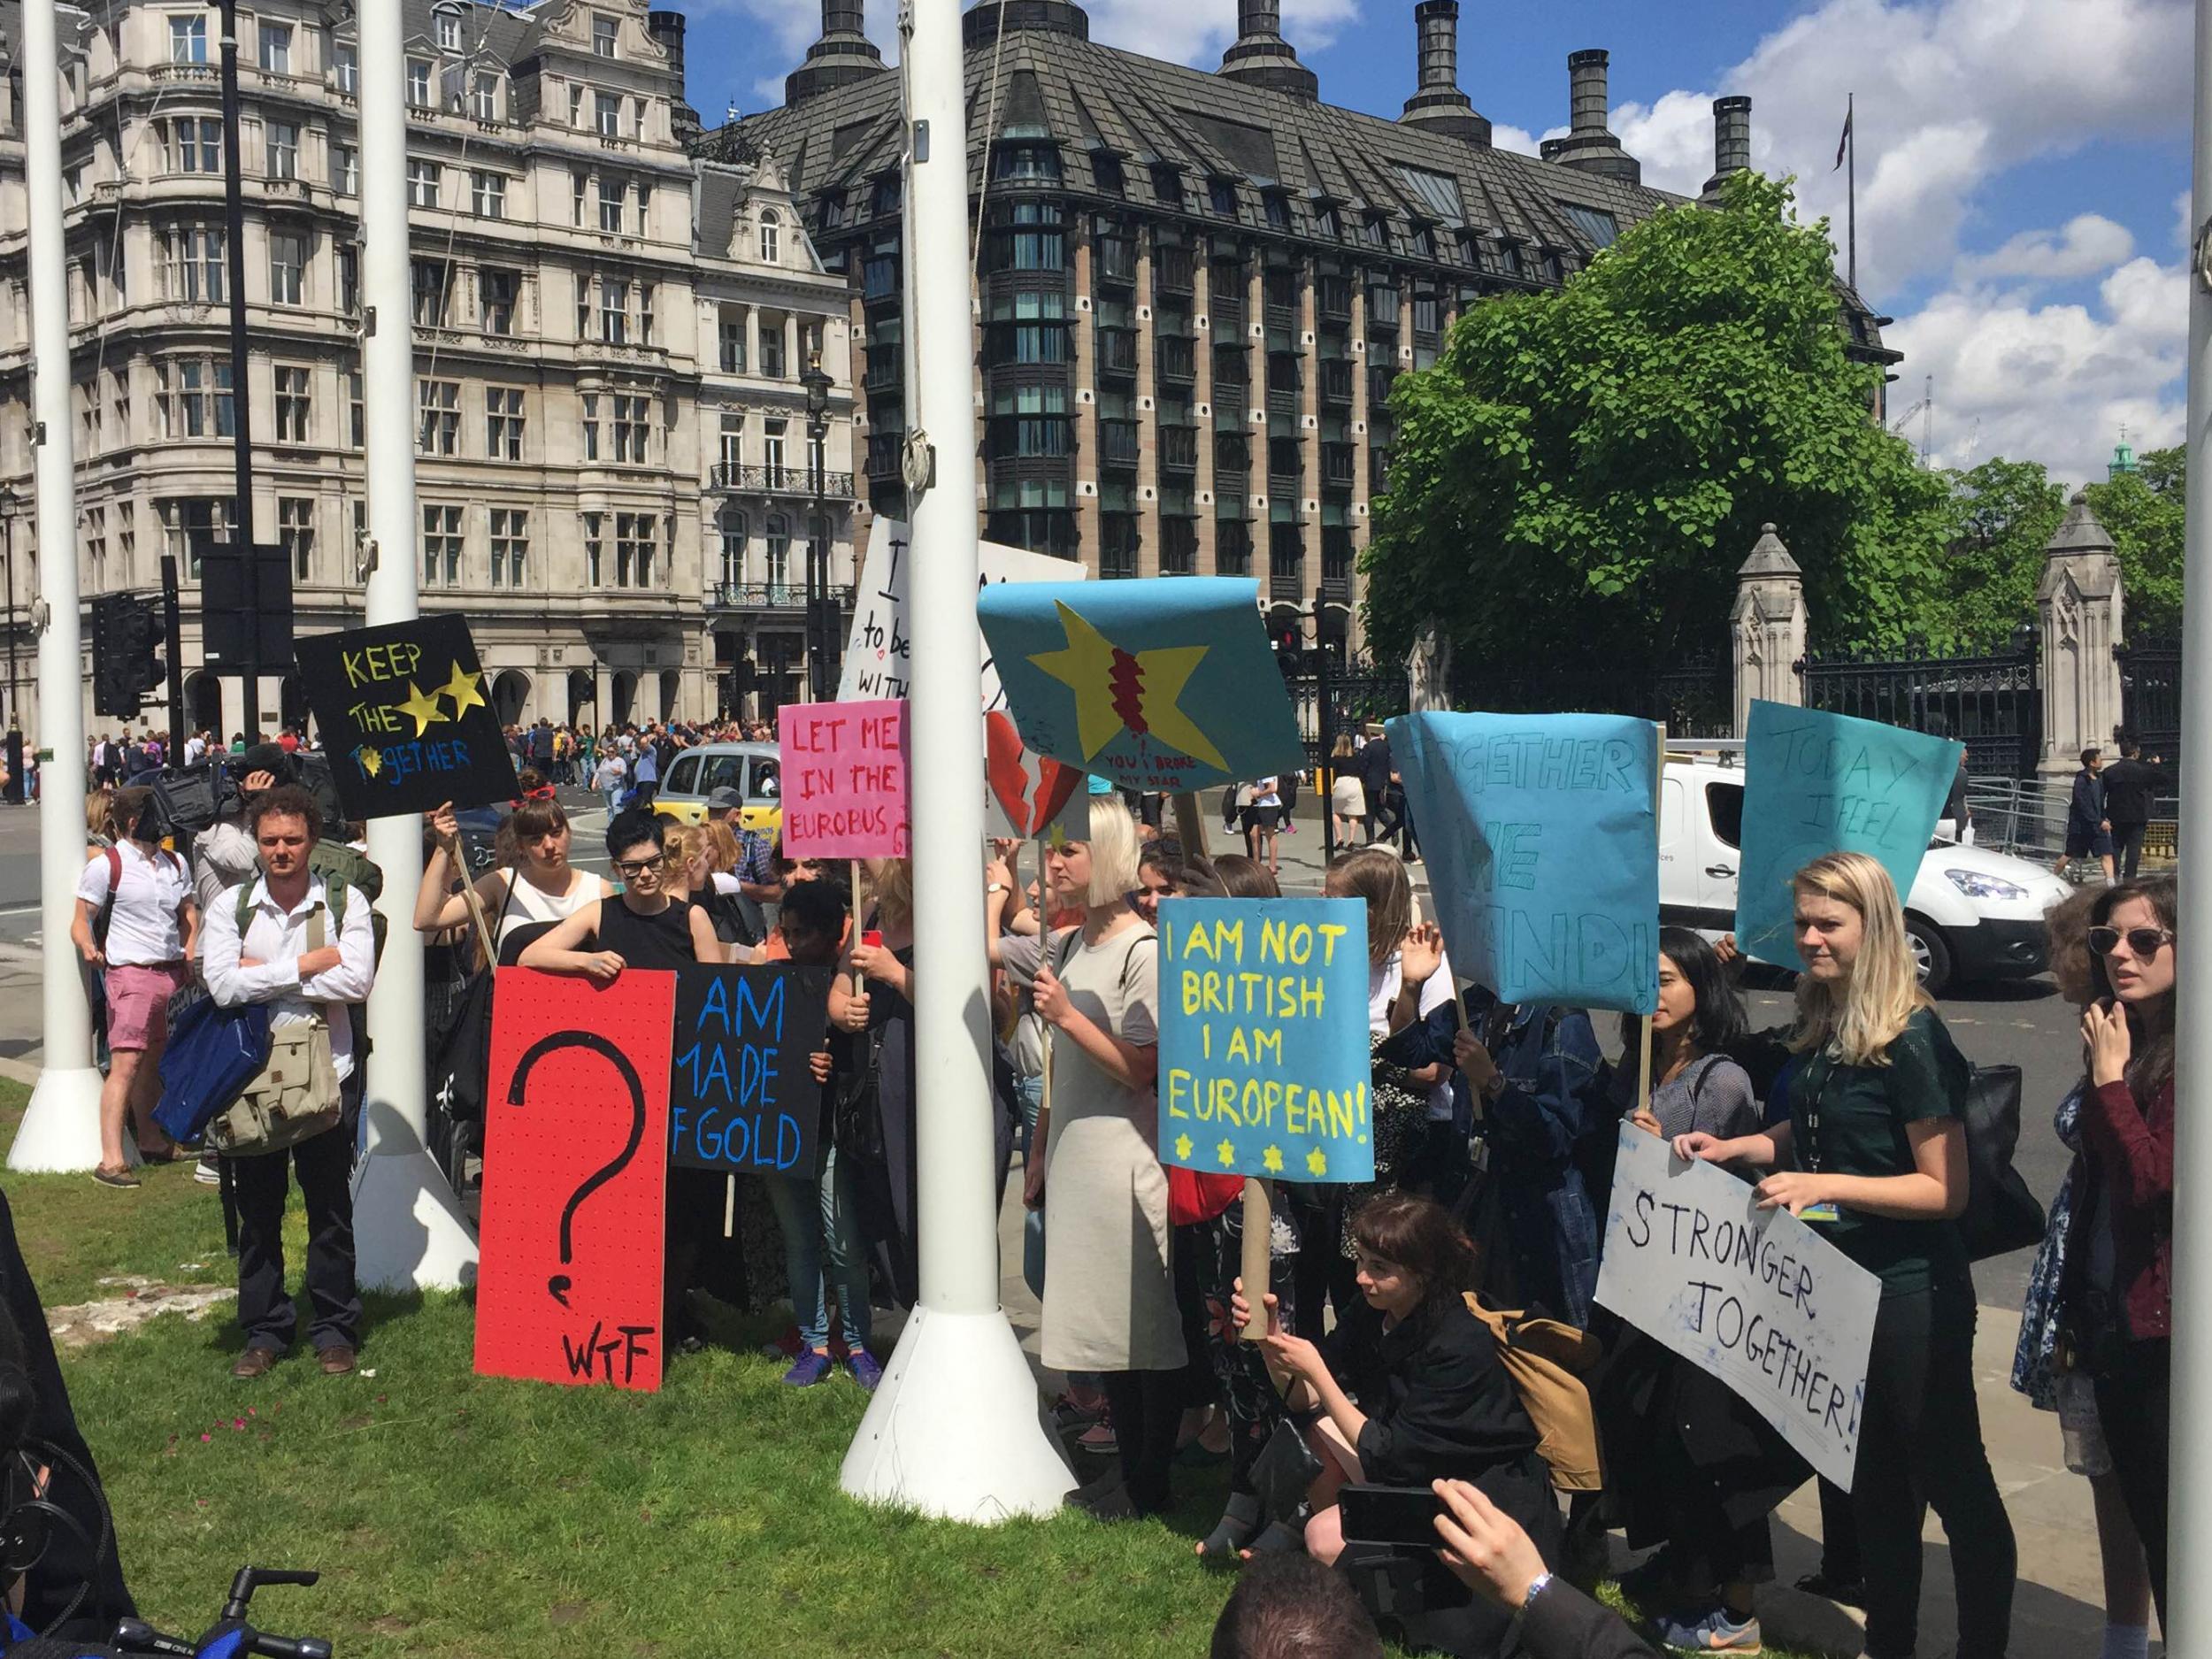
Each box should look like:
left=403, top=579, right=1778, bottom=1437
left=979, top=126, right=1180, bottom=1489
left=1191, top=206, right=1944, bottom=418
left=1659, top=754, right=2073, bottom=995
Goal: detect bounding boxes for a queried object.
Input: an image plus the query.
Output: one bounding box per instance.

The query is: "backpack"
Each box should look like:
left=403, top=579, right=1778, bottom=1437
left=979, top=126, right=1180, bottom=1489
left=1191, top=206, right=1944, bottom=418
left=1461, top=1292, right=1605, bottom=1493
left=305, top=841, right=387, bottom=969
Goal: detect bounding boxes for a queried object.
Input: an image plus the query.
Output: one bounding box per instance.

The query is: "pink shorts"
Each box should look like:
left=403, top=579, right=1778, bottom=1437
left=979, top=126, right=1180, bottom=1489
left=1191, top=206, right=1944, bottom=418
left=104, top=963, right=187, bottom=1052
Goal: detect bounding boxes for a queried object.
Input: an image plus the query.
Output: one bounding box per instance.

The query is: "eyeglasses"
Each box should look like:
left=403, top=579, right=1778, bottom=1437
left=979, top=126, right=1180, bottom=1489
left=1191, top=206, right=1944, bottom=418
left=2090, top=925, right=2173, bottom=959
left=611, top=855, right=663, bottom=879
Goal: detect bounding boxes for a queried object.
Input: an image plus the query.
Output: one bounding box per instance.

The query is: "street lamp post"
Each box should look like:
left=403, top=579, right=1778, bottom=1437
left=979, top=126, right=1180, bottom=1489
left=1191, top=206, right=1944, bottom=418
left=802, top=349, right=835, bottom=702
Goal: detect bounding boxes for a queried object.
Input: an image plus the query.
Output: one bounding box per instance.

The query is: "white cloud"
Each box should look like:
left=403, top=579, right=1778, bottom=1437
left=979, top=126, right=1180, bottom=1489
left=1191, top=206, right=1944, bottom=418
left=1885, top=254, right=2185, bottom=482
left=1956, top=212, right=2135, bottom=281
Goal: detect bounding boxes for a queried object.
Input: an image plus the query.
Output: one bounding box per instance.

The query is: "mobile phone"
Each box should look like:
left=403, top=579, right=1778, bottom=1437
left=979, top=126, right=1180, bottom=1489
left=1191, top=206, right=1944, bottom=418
left=863, top=930, right=884, bottom=949
left=1338, top=1483, right=1444, bottom=1549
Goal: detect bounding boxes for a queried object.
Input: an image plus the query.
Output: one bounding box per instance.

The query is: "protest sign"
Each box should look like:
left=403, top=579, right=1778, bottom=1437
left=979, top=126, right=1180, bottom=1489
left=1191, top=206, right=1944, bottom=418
left=978, top=577, right=1303, bottom=795
left=1157, top=898, right=1373, bottom=1183
left=669, top=964, right=834, bottom=1175
left=476, top=968, right=675, bottom=1392
left=1595, top=1125, right=1880, bottom=1489
left=841, top=518, right=1087, bottom=710
left=779, top=698, right=909, bottom=859
left=1391, top=711, right=1660, bottom=1013
left=983, top=709, right=1088, bottom=842
left=294, top=616, right=518, bottom=819
left=1734, top=702, right=1962, bottom=966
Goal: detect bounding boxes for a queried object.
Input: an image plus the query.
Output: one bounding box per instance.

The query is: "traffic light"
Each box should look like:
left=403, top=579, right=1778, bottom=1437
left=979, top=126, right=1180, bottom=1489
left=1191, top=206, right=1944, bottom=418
left=91, top=592, right=164, bottom=718
left=1273, top=622, right=1303, bottom=680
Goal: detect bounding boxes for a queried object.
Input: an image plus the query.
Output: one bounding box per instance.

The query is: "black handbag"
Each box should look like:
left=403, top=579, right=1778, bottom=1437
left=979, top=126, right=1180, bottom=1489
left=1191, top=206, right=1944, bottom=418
left=1250, top=1418, right=1324, bottom=1522
left=1957, top=1064, right=2047, bottom=1262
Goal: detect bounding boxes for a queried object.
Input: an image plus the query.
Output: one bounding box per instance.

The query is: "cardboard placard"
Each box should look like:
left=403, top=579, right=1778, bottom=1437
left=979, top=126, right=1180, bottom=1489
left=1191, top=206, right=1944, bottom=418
left=293, top=616, right=519, bottom=819
left=669, top=964, right=835, bottom=1175
left=1157, top=898, right=1374, bottom=1183
left=977, top=577, right=1304, bottom=795
left=1391, top=710, right=1662, bottom=1014
left=778, top=699, right=910, bottom=859
left=840, top=517, right=1088, bottom=709
left=475, top=968, right=675, bottom=1392
left=983, top=710, right=1089, bottom=842
left=1595, top=1125, right=1880, bottom=1490
left=1735, top=702, right=1962, bottom=966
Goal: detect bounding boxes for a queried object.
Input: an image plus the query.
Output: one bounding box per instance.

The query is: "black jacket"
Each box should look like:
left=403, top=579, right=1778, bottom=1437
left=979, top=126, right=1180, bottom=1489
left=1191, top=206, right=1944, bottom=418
left=1320, top=1296, right=1540, bottom=1486
left=1359, top=734, right=1394, bottom=796
left=1519, top=1578, right=1661, bottom=1658
left=2068, top=770, right=2107, bottom=834
left=2100, top=757, right=2171, bottom=826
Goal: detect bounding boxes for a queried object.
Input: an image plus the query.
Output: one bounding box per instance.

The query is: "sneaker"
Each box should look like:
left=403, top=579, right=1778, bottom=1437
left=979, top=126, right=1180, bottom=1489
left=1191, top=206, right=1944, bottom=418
left=780, top=1349, right=833, bottom=1387
left=846, top=1348, right=884, bottom=1392
left=1076, top=1417, right=1118, bottom=1455
left=92, top=1167, right=140, bottom=1190
left=194, top=1156, right=221, bottom=1187
left=1655, top=1607, right=1762, bottom=1654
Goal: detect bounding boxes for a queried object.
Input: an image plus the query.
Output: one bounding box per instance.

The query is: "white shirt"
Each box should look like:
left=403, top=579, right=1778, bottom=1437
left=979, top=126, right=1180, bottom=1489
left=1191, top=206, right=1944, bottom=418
left=183, top=736, right=207, bottom=766
left=203, top=872, right=377, bottom=1080
left=74, top=841, right=191, bottom=966
left=1367, top=948, right=1458, bottom=1121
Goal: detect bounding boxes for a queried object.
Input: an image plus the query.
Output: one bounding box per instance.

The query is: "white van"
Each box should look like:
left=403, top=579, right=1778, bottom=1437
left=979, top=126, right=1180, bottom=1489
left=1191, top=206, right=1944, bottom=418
left=1658, top=751, right=2073, bottom=994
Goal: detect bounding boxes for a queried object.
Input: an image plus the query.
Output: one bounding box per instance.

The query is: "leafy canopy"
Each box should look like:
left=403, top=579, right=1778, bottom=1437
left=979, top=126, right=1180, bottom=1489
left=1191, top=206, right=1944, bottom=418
left=2085, top=445, right=2185, bottom=641
left=1362, top=173, right=1950, bottom=680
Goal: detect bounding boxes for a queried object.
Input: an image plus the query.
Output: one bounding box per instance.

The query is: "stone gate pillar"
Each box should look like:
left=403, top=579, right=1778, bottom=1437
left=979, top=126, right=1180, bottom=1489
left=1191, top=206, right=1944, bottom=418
left=2037, top=492, right=2125, bottom=776
left=1730, top=523, right=1807, bottom=736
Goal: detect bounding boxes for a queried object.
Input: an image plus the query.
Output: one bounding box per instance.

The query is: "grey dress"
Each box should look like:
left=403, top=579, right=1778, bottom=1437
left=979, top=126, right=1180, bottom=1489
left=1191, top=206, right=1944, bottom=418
left=1039, top=921, right=1187, bottom=1373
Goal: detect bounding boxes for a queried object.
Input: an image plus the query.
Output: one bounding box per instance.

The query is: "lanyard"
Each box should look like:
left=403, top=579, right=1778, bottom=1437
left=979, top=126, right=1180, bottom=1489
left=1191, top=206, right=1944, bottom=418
left=1800, top=1048, right=1837, bottom=1174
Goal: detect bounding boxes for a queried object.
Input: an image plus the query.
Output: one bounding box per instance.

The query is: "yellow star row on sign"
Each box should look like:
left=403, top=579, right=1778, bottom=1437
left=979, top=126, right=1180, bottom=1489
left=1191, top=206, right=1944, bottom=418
left=394, top=680, right=447, bottom=736
left=390, top=663, right=488, bottom=738
left=1174, top=1133, right=1194, bottom=1163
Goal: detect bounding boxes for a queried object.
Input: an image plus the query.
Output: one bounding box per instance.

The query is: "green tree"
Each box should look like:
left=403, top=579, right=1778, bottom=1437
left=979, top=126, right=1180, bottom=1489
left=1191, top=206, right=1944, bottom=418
left=1935, top=456, right=2064, bottom=650
left=2084, top=444, right=2185, bottom=640
left=1362, top=173, right=1951, bottom=685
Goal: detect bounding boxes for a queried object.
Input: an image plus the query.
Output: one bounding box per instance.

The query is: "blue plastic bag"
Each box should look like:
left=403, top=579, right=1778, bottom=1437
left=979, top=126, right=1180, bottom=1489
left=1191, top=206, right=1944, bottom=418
left=155, top=997, right=272, bottom=1143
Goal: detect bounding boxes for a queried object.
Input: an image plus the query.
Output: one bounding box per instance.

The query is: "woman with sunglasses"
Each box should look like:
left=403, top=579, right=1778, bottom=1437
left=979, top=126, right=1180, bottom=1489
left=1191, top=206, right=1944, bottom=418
left=2062, top=877, right=2176, bottom=1627
left=1675, top=851, right=2014, bottom=1659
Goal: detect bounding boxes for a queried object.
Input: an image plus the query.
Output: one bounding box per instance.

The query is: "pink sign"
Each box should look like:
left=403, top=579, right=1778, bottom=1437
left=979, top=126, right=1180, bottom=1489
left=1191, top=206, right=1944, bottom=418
left=778, top=699, right=910, bottom=859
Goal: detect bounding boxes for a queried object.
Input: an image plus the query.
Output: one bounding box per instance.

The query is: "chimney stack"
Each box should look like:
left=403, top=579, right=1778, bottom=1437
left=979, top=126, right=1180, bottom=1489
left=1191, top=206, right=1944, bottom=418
left=1219, top=0, right=1318, bottom=99
left=1701, top=96, right=1753, bottom=201
left=1400, top=1, right=1491, bottom=146
left=647, top=12, right=698, bottom=144
left=1539, top=47, right=1640, bottom=185
left=785, top=0, right=887, bottom=104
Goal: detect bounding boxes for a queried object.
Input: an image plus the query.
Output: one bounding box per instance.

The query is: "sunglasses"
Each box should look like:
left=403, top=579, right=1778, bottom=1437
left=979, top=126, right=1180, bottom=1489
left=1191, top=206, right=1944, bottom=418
left=2090, top=925, right=2172, bottom=959
left=611, top=855, right=664, bottom=879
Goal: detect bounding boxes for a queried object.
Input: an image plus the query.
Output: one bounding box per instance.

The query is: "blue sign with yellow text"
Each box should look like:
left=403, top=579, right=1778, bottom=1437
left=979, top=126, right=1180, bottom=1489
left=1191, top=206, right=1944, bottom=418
left=1157, top=898, right=1372, bottom=1184
left=977, top=578, right=1305, bottom=795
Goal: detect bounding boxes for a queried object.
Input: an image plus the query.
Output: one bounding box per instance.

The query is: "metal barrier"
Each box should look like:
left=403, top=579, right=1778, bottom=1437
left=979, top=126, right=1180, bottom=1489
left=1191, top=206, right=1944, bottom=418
left=1965, top=777, right=2181, bottom=868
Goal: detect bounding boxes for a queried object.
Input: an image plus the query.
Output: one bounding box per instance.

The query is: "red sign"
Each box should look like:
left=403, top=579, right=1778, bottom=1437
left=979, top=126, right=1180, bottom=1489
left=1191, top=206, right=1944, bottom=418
left=474, top=968, right=676, bottom=1392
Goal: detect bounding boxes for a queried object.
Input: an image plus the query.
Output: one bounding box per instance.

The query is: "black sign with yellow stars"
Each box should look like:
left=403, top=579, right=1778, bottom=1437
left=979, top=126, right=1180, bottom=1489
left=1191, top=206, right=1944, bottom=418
left=294, top=615, right=519, bottom=819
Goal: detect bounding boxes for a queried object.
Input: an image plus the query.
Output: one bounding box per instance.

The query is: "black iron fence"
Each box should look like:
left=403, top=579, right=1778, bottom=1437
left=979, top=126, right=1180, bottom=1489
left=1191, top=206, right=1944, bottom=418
left=1799, top=637, right=2041, bottom=777
left=1286, top=657, right=1409, bottom=770
left=2117, top=637, right=2182, bottom=761
left=1440, top=649, right=1734, bottom=739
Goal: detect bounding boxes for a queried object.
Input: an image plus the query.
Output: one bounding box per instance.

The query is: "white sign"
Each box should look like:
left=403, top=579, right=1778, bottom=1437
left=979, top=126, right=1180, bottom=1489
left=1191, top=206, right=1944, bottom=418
left=839, top=518, right=1086, bottom=710
left=1594, top=1125, right=1881, bottom=1491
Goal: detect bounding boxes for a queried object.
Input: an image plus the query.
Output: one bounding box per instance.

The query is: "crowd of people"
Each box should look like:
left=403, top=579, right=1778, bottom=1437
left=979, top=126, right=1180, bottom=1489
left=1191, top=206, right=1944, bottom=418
left=58, top=717, right=2177, bottom=1658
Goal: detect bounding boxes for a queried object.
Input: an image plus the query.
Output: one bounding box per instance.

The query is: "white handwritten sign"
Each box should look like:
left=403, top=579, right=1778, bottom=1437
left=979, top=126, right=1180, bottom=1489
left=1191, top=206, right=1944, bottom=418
left=1594, top=1125, right=1880, bottom=1491
left=838, top=518, right=1087, bottom=710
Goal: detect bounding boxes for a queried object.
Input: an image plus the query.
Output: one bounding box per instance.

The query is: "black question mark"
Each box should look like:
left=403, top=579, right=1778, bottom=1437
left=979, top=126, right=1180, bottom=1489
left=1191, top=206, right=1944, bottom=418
left=507, top=1031, right=648, bottom=1310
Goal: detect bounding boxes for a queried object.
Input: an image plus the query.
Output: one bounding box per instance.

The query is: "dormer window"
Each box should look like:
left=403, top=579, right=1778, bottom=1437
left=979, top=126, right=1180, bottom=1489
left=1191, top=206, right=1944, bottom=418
left=594, top=13, right=619, bottom=58
left=436, top=12, right=462, bottom=52
left=759, top=209, right=780, bottom=265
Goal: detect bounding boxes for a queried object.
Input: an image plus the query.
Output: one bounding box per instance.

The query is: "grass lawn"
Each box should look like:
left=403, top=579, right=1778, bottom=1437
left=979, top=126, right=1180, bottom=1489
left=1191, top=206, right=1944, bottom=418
left=7, top=1079, right=1834, bottom=1657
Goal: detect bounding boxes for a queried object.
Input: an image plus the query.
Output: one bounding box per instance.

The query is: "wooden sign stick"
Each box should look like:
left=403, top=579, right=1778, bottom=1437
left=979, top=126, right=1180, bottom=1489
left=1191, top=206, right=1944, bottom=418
left=1035, top=832, right=1055, bottom=1141
left=849, top=859, right=866, bottom=998
left=458, top=863, right=498, bottom=976
left=1636, top=725, right=1668, bottom=1127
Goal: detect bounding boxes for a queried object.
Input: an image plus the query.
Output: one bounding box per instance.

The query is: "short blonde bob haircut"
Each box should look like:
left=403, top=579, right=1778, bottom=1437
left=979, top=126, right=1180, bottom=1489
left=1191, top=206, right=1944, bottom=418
left=1788, top=849, right=1931, bottom=1066
left=1073, top=795, right=1141, bottom=910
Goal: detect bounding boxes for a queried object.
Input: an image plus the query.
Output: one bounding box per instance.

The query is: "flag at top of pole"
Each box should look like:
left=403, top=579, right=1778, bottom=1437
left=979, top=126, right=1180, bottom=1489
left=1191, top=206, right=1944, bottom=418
left=1834, top=94, right=1853, bottom=169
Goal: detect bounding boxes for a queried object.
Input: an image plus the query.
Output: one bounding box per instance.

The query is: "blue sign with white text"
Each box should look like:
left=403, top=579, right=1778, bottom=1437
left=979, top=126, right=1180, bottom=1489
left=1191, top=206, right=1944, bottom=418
left=1157, top=898, right=1373, bottom=1185
left=1390, top=711, right=1661, bottom=1014
left=1735, top=702, right=1962, bottom=967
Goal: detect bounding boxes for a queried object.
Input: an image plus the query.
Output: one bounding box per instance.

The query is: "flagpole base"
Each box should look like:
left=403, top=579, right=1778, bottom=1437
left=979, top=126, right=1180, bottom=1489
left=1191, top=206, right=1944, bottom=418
left=7, top=1066, right=106, bottom=1172
left=841, top=1304, right=1073, bottom=1523
left=350, top=1140, right=480, bottom=1294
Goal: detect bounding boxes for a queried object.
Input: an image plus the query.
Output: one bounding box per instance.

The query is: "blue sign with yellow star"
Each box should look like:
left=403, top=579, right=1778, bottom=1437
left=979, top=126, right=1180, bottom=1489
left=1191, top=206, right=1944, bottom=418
left=976, top=578, right=1304, bottom=794
left=1157, top=898, right=1373, bottom=1185
left=294, top=615, right=519, bottom=819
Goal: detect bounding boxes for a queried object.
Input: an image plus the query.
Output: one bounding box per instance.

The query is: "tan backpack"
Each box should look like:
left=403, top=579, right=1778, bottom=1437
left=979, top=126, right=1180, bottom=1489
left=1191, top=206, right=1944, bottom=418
left=1463, top=1292, right=1606, bottom=1494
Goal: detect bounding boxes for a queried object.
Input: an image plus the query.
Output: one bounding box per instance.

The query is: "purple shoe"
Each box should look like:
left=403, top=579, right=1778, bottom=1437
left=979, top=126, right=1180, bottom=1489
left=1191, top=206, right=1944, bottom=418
left=847, top=1348, right=884, bottom=1392
left=781, top=1349, right=834, bottom=1387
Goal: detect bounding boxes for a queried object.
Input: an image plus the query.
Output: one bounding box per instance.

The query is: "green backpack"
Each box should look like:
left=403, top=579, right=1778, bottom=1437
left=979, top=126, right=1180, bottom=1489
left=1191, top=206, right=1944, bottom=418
left=232, top=849, right=388, bottom=979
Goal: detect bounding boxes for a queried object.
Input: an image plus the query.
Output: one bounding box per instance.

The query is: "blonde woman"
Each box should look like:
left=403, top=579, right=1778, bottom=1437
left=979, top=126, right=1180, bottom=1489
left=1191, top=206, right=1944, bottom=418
left=1329, top=733, right=1366, bottom=843
left=1028, top=799, right=1184, bottom=1518
left=1675, top=851, right=2014, bottom=1659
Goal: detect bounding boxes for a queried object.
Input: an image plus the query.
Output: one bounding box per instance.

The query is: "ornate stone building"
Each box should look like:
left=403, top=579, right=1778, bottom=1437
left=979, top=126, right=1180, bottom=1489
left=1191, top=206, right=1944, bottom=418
left=738, top=0, right=1898, bottom=657
left=0, top=0, right=857, bottom=740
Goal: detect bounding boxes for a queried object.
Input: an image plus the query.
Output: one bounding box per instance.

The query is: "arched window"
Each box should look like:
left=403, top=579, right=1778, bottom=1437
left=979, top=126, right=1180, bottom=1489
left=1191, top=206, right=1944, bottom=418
left=758, top=209, right=780, bottom=265
left=718, top=507, right=747, bottom=595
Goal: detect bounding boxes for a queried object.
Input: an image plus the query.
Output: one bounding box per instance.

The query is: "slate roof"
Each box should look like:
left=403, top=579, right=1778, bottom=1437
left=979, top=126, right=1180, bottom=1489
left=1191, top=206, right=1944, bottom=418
left=734, top=14, right=1678, bottom=274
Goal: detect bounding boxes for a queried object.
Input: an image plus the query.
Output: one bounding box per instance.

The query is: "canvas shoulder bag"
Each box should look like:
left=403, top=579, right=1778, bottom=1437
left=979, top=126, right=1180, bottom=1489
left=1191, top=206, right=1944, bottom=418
left=1462, top=1292, right=1605, bottom=1493
left=207, top=891, right=342, bottom=1156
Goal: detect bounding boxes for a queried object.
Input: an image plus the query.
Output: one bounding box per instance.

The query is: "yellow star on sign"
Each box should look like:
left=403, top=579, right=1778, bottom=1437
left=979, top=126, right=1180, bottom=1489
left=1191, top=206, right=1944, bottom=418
left=1262, top=1145, right=1285, bottom=1175
left=1217, top=1139, right=1238, bottom=1167
left=437, top=661, right=488, bottom=718
left=393, top=681, right=449, bottom=737
left=1305, top=1148, right=1328, bottom=1178
left=356, top=746, right=383, bottom=779
left=1025, top=601, right=1228, bottom=771
left=1174, top=1133, right=1194, bottom=1163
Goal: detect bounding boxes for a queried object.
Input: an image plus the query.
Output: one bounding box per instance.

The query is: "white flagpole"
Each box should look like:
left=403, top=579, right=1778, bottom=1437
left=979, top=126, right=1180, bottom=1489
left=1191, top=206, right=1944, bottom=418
left=347, top=0, right=478, bottom=1290
left=2160, top=1, right=2212, bottom=1645
left=8, top=0, right=104, bottom=1171
left=840, top=0, right=1071, bottom=1521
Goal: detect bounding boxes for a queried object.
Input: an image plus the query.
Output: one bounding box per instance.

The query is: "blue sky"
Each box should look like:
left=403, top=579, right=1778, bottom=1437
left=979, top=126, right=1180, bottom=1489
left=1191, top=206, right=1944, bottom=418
left=683, top=0, right=2191, bottom=485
